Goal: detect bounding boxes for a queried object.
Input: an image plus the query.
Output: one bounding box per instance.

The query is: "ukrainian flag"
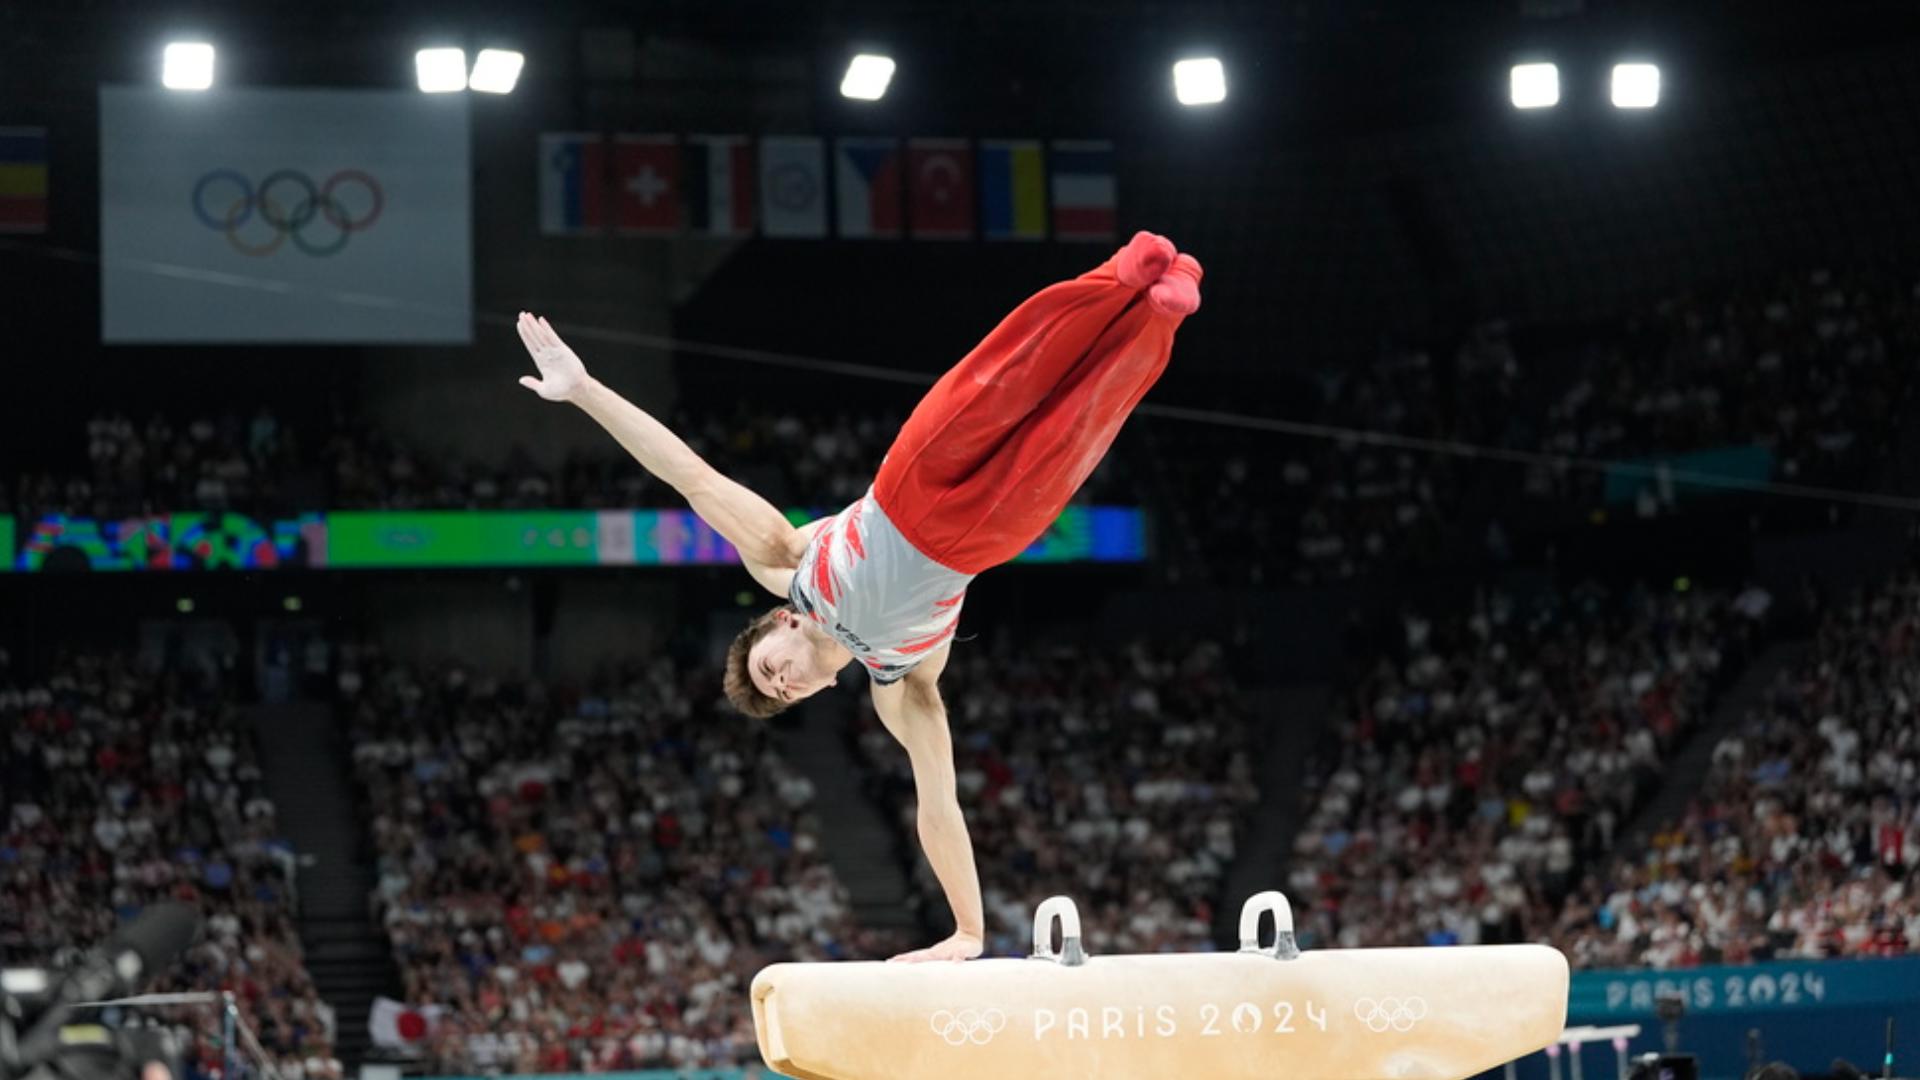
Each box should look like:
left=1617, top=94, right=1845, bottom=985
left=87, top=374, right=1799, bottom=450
left=979, top=139, right=1046, bottom=240
left=0, top=128, right=48, bottom=234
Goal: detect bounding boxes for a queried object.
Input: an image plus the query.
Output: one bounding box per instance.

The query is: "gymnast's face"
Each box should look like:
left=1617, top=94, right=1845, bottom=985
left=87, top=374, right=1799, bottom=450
left=747, top=612, right=836, bottom=704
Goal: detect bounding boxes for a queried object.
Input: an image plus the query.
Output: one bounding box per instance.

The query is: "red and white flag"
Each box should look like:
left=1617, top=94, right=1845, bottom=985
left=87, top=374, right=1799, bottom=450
left=1048, top=139, right=1116, bottom=241
left=907, top=138, right=973, bottom=240
left=369, top=997, right=444, bottom=1052
left=613, top=135, right=680, bottom=235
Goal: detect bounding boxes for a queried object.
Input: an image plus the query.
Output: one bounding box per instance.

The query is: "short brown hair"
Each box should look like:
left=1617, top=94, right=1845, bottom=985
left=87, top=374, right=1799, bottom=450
left=723, top=608, right=793, bottom=719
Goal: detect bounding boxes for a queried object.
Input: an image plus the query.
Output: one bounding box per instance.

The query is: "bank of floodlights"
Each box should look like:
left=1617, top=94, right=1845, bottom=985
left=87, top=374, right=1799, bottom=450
left=162, top=42, right=215, bottom=90
left=415, top=48, right=467, bottom=93
left=1510, top=63, right=1559, bottom=109
left=840, top=54, right=897, bottom=101
left=1611, top=63, right=1661, bottom=108
left=1172, top=57, right=1227, bottom=106
left=415, top=48, right=524, bottom=94
left=468, top=49, right=526, bottom=94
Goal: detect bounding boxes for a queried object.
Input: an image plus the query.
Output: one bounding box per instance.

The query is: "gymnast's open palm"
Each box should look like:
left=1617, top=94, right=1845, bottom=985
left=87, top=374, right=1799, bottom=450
left=516, top=311, right=590, bottom=402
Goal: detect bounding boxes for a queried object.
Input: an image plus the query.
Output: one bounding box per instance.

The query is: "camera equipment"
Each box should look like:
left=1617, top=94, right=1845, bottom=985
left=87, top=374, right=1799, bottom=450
left=1655, top=993, right=1687, bottom=1054
left=0, top=904, right=202, bottom=1080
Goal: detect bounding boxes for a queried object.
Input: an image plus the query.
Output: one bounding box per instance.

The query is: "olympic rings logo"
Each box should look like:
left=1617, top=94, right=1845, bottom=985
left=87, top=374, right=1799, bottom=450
left=1353, top=996, right=1428, bottom=1033
left=190, top=169, right=384, bottom=258
left=928, top=1008, right=1007, bottom=1046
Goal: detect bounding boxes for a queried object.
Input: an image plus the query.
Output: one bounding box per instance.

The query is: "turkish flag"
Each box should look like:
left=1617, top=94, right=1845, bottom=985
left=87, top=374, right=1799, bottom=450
left=613, top=135, right=681, bottom=234
left=908, top=138, right=973, bottom=240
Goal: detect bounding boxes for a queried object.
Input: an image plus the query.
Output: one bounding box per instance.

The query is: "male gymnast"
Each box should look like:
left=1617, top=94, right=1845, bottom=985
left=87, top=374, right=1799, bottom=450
left=515, top=230, right=1202, bottom=962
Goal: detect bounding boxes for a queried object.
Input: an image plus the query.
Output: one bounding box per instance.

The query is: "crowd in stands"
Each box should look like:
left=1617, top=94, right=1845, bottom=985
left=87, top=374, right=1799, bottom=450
left=338, top=646, right=895, bottom=1073
left=1512, top=267, right=1919, bottom=511
left=3, top=266, right=1913, bottom=590
left=1287, top=581, right=1760, bottom=954
left=1149, top=350, right=1465, bottom=587
left=1149, top=268, right=1918, bottom=584
left=0, top=401, right=1130, bottom=525
left=1550, top=571, right=1920, bottom=968
left=852, top=638, right=1259, bottom=957
left=0, top=650, right=338, bottom=1080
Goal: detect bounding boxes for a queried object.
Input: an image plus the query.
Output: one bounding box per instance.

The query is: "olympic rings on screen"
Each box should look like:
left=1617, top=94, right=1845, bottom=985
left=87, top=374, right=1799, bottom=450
left=928, top=1007, right=1007, bottom=1046
left=190, top=169, right=384, bottom=257
left=1353, top=995, right=1427, bottom=1033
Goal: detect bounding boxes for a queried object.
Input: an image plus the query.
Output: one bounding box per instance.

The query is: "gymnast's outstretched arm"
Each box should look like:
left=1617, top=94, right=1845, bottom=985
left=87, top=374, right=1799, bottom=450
left=870, top=645, right=987, bottom=963
left=514, top=312, right=805, bottom=573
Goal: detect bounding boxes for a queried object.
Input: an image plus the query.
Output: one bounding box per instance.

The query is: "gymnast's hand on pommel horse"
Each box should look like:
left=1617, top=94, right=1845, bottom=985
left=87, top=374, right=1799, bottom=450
left=514, top=233, right=1204, bottom=962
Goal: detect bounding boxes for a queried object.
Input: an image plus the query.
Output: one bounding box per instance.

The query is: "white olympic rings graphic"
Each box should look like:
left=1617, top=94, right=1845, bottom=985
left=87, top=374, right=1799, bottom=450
left=1353, top=996, right=1428, bottom=1033
left=928, top=1007, right=1008, bottom=1046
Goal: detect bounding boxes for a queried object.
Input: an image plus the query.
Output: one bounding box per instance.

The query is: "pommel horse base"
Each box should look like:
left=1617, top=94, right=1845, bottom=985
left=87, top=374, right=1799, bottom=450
left=753, top=891, right=1571, bottom=1080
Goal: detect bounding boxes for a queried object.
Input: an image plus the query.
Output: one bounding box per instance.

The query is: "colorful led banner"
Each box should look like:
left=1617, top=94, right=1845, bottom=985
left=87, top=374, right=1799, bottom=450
left=2, top=507, right=1145, bottom=572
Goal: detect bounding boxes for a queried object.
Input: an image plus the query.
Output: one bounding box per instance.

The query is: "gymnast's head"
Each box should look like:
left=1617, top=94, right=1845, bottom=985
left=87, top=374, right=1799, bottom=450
left=724, top=607, right=837, bottom=717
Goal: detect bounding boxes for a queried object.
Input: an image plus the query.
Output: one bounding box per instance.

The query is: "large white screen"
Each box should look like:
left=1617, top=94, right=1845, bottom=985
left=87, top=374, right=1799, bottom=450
left=100, top=87, right=472, bottom=344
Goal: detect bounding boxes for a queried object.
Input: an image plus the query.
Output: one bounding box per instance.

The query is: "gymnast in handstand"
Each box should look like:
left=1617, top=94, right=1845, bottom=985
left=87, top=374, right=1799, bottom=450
left=515, top=231, right=1202, bottom=962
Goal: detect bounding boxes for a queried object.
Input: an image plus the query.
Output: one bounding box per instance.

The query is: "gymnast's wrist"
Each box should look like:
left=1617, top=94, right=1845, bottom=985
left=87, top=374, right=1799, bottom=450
left=955, top=924, right=984, bottom=942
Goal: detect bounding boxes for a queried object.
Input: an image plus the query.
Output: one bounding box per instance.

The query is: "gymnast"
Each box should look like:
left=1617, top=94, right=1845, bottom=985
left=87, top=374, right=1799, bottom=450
left=515, top=231, right=1202, bottom=963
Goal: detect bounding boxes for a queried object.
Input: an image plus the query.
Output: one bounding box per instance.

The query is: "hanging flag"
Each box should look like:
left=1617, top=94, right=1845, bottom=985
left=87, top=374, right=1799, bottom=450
left=833, top=137, right=903, bottom=239
left=613, top=135, right=680, bottom=235
left=0, top=127, right=48, bottom=234
left=759, top=136, right=827, bottom=238
left=978, top=139, right=1046, bottom=241
left=684, top=135, right=754, bottom=236
left=907, top=138, right=973, bottom=240
left=539, top=132, right=607, bottom=236
left=1049, top=139, right=1116, bottom=241
left=369, top=997, right=445, bottom=1051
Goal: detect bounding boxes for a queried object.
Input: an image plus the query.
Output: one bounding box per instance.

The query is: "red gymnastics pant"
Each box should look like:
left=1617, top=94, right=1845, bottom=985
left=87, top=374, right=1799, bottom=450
left=873, top=231, right=1202, bottom=575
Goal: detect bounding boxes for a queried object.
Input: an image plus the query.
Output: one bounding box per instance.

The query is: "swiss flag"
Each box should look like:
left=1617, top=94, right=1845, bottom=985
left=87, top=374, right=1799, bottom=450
left=613, top=135, right=680, bottom=234
left=908, top=138, right=974, bottom=240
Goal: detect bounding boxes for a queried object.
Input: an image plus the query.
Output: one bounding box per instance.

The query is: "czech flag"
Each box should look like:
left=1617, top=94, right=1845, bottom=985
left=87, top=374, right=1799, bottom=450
left=834, top=137, right=903, bottom=239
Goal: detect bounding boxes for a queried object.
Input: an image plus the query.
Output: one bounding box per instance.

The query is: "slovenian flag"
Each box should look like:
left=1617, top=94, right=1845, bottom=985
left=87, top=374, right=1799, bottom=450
left=834, top=137, right=903, bottom=239
left=978, top=139, right=1045, bottom=241
left=538, top=133, right=606, bottom=236
left=0, top=128, right=48, bottom=234
left=1049, top=140, right=1116, bottom=241
left=684, top=135, right=754, bottom=236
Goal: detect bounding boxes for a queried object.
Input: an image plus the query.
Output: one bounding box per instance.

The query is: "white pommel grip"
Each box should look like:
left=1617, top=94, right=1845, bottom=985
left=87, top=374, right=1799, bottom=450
left=1238, top=890, right=1301, bottom=960
left=1030, top=895, right=1088, bottom=967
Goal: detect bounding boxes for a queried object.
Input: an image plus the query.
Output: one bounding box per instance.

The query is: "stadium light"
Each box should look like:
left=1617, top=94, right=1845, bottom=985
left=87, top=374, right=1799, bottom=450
left=415, top=47, right=468, bottom=93
left=468, top=49, right=525, bottom=94
left=1611, top=62, right=1660, bottom=108
left=1509, top=63, right=1559, bottom=109
left=1173, top=57, right=1226, bottom=106
left=840, top=53, right=896, bottom=101
left=162, top=42, right=215, bottom=91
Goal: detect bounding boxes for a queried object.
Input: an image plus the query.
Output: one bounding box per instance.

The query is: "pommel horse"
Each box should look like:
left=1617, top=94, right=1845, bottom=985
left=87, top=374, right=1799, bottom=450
left=752, top=890, right=1570, bottom=1079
